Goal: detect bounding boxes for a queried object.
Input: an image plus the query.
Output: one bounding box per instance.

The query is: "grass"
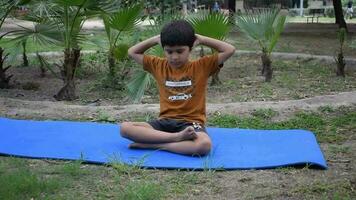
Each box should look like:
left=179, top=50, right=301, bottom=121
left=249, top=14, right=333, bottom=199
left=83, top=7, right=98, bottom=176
left=292, top=180, right=354, bottom=200
left=0, top=158, right=61, bottom=200
left=58, top=160, right=88, bottom=179
left=209, top=56, right=356, bottom=104
left=208, top=106, right=356, bottom=144
left=118, top=180, right=164, bottom=200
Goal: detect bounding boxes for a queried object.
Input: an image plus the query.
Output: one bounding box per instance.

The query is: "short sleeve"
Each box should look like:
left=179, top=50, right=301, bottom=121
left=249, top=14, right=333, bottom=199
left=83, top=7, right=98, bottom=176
left=143, top=55, right=163, bottom=74
left=197, top=53, right=219, bottom=76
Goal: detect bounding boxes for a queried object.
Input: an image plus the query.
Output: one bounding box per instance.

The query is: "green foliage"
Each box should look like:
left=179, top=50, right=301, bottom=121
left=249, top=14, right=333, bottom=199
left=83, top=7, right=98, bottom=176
left=251, top=108, right=278, bottom=120
left=0, top=158, right=60, bottom=200
left=236, top=9, right=286, bottom=54
left=9, top=23, right=62, bottom=48
left=113, top=43, right=129, bottom=60
left=209, top=107, right=355, bottom=144
left=59, top=160, right=88, bottom=178
left=318, top=105, right=335, bottom=113
left=98, top=3, right=143, bottom=89
left=108, top=3, right=142, bottom=33
left=95, top=110, right=116, bottom=122
left=127, top=70, right=154, bottom=103
left=1, top=0, right=31, bottom=29
left=119, top=180, right=164, bottom=200
left=109, top=153, right=149, bottom=177
left=189, top=12, right=230, bottom=41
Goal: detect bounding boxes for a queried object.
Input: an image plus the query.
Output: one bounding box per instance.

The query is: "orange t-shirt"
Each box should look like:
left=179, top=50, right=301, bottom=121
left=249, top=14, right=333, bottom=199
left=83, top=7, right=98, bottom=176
left=143, top=54, right=219, bottom=125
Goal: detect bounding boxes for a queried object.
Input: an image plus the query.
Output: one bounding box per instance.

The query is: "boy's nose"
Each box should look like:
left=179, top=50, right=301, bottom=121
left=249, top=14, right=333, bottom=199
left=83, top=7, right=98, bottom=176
left=171, top=53, right=179, bottom=59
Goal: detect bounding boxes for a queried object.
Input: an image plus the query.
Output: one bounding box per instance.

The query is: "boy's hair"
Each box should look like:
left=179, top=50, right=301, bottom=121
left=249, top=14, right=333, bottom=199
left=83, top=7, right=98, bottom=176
left=160, top=20, right=196, bottom=50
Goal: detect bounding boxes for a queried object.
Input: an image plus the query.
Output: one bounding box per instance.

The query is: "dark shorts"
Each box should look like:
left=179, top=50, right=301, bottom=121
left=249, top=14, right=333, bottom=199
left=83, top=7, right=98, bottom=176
left=148, top=118, right=207, bottom=133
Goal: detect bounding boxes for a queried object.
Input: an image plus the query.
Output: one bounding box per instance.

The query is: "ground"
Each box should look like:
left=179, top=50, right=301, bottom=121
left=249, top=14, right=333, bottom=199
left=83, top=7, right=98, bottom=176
left=0, top=22, right=356, bottom=199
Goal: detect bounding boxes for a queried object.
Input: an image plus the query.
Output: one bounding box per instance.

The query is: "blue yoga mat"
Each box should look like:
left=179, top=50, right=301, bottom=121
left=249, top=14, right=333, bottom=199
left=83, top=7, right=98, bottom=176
left=0, top=117, right=327, bottom=170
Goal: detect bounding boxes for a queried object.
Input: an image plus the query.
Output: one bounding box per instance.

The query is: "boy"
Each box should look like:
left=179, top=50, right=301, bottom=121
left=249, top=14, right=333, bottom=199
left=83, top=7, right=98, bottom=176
left=121, top=20, right=235, bottom=156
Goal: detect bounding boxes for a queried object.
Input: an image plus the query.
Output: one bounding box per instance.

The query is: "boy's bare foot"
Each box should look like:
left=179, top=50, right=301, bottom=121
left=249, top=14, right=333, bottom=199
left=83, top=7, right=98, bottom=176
left=177, top=126, right=197, bottom=141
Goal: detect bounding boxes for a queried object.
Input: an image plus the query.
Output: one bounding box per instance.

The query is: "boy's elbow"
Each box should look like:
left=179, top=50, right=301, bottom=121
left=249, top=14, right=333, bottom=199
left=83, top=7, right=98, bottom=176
left=231, top=44, right=236, bottom=53
left=228, top=45, right=236, bottom=57
left=128, top=48, right=134, bottom=58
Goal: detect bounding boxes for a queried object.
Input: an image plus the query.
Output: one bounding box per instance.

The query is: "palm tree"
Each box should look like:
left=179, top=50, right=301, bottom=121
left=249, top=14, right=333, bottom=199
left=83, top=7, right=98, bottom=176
left=189, top=12, right=231, bottom=85
left=99, top=3, right=142, bottom=88
left=9, top=19, right=63, bottom=77
left=51, top=0, right=108, bottom=100
left=0, top=0, right=31, bottom=88
left=8, top=0, right=63, bottom=76
left=236, top=9, right=286, bottom=82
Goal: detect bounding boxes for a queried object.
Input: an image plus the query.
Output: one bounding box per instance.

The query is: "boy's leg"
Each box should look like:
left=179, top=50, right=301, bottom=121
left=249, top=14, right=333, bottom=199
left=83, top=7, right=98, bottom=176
left=120, top=122, right=197, bottom=144
left=129, top=131, right=212, bottom=156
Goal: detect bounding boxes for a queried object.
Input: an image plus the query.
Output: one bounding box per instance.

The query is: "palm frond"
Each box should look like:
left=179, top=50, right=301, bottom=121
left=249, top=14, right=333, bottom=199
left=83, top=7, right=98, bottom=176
left=189, top=13, right=230, bottom=40
left=127, top=70, right=154, bottom=103
left=113, top=43, right=129, bottom=61
left=86, top=36, right=109, bottom=50
left=55, top=0, right=87, bottom=7
left=236, top=12, right=265, bottom=42
left=27, top=0, right=59, bottom=19
left=109, top=4, right=142, bottom=32
left=268, top=15, right=286, bottom=53
left=36, top=52, right=61, bottom=79
left=149, top=45, right=164, bottom=57
left=8, top=23, right=62, bottom=48
left=236, top=9, right=286, bottom=54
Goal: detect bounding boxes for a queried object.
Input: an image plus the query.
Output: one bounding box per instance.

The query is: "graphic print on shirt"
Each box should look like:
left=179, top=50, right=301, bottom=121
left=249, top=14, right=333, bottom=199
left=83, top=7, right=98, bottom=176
left=165, top=76, right=194, bottom=101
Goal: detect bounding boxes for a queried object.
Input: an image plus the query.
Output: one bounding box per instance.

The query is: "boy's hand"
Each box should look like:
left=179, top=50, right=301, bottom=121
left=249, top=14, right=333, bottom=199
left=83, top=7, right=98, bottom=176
left=194, top=34, right=235, bottom=65
left=193, top=34, right=202, bottom=48
left=128, top=35, right=161, bottom=65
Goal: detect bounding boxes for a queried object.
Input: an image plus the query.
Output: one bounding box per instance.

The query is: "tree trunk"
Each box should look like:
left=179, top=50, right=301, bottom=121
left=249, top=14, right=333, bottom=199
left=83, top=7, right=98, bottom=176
left=210, top=64, right=223, bottom=86
left=108, top=50, right=116, bottom=78
left=336, top=52, right=345, bottom=77
left=227, top=0, right=236, bottom=13
left=333, top=0, right=348, bottom=30
left=227, top=0, right=236, bottom=24
left=22, top=41, right=29, bottom=67
left=36, top=52, right=46, bottom=77
left=54, top=48, right=81, bottom=101
left=261, top=51, right=273, bottom=82
left=0, top=47, right=13, bottom=89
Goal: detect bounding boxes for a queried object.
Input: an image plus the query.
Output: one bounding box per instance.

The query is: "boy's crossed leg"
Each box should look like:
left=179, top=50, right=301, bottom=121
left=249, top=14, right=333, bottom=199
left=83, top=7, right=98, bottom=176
left=120, top=122, right=211, bottom=156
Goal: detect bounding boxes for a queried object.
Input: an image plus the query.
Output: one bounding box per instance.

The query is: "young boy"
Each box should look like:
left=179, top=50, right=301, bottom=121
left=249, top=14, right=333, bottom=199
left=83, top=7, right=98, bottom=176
left=121, top=20, right=235, bottom=156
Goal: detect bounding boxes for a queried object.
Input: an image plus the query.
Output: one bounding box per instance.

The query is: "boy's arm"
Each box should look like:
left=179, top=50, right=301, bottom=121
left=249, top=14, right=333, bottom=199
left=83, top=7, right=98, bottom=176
left=128, top=35, right=160, bottom=65
left=195, top=34, right=235, bottom=65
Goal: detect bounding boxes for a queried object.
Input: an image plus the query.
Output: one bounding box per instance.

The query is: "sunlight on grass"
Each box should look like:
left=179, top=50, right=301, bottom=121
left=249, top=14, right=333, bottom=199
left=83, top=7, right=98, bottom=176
left=208, top=106, right=355, bottom=144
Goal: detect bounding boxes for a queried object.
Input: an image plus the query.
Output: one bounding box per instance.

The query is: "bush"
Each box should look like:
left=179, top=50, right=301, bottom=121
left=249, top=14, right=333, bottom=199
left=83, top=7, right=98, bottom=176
left=325, top=7, right=335, bottom=18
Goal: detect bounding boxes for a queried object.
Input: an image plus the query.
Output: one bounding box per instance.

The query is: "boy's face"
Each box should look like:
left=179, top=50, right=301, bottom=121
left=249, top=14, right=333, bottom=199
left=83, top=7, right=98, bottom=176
left=163, top=45, right=191, bottom=68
